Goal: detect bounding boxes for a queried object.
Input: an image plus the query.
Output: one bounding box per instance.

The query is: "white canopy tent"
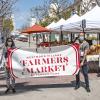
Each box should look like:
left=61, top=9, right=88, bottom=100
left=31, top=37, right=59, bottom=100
left=63, top=14, right=80, bottom=24
left=46, top=21, right=56, bottom=29
left=51, top=18, right=66, bottom=30
left=81, top=5, right=100, bottom=21
left=53, top=14, right=80, bottom=31
left=62, top=5, right=100, bottom=33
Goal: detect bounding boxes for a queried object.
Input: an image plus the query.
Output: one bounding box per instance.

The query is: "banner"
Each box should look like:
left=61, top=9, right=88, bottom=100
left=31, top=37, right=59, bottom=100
left=8, top=44, right=80, bottom=78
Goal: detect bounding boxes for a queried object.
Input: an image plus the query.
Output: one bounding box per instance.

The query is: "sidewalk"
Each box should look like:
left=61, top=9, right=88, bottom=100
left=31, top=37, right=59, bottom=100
left=0, top=73, right=100, bottom=100
left=0, top=41, right=100, bottom=99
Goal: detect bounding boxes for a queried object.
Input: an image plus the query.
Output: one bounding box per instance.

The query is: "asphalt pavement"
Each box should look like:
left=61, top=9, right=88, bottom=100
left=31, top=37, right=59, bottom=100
left=0, top=73, right=100, bottom=100
left=0, top=40, right=100, bottom=100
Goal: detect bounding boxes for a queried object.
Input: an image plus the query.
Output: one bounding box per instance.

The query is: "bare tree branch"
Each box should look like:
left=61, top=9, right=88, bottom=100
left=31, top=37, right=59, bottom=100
left=0, top=0, right=18, bottom=41
left=0, top=0, right=18, bottom=17
left=30, top=0, right=72, bottom=23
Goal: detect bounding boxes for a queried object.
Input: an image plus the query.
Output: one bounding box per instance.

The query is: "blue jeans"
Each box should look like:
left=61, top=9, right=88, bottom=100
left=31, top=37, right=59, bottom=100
left=76, top=64, right=89, bottom=87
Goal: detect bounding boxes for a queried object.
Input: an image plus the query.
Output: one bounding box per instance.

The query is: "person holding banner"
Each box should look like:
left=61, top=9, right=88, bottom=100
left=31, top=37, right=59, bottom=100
left=74, top=33, right=91, bottom=92
left=3, top=37, right=16, bottom=94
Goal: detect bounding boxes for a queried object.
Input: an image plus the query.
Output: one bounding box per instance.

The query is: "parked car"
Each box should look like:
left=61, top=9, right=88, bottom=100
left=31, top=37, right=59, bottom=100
left=17, top=37, right=28, bottom=42
left=16, top=35, right=28, bottom=42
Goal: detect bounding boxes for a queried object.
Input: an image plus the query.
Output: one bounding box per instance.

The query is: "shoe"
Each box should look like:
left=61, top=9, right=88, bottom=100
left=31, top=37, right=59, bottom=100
left=75, top=85, right=80, bottom=90
left=97, top=74, right=100, bottom=77
left=5, top=88, right=10, bottom=94
left=86, top=87, right=91, bottom=92
left=12, top=88, right=16, bottom=93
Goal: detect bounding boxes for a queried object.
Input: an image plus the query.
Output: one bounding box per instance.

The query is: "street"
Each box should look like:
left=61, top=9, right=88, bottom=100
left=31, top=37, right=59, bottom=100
left=0, top=40, right=100, bottom=100
left=0, top=72, right=100, bottom=100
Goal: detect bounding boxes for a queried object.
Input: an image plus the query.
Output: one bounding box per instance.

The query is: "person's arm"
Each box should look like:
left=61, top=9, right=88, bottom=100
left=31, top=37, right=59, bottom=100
left=81, top=49, right=89, bottom=66
left=81, top=42, right=89, bottom=66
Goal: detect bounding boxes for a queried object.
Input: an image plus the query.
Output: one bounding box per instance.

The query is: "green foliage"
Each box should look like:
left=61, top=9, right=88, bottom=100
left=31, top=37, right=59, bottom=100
left=65, top=9, right=71, bottom=19
left=3, top=18, right=14, bottom=32
left=39, top=21, right=49, bottom=27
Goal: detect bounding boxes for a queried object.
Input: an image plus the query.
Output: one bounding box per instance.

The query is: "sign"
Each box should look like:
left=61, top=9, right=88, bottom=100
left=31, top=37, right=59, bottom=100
left=8, top=44, right=80, bottom=78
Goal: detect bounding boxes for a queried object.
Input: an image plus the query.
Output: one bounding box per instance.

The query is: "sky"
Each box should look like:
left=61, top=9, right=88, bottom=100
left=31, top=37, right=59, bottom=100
left=13, top=0, right=73, bottom=29
left=14, top=0, right=43, bottom=29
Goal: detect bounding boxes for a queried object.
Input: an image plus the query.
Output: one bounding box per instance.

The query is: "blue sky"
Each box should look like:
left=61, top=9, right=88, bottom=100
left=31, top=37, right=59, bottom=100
left=14, top=0, right=73, bottom=29
left=14, top=0, right=43, bottom=29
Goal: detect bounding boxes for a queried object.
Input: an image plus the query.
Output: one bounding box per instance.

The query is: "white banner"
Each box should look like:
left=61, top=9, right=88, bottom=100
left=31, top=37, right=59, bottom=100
left=8, top=44, right=80, bottom=78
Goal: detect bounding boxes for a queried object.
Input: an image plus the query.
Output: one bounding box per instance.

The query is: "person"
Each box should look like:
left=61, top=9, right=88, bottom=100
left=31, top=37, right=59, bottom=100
left=3, top=37, right=16, bottom=93
left=74, top=33, right=91, bottom=92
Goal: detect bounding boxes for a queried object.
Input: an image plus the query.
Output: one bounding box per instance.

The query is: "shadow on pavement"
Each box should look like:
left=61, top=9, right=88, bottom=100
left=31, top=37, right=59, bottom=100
left=0, top=81, right=74, bottom=96
left=0, top=80, right=86, bottom=96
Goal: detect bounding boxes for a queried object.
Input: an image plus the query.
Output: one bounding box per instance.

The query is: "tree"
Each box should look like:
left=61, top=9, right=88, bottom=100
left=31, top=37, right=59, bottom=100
left=48, top=0, right=72, bottom=19
left=80, top=0, right=98, bottom=15
left=30, top=0, right=49, bottom=23
left=0, top=0, right=18, bottom=41
left=30, top=0, right=73, bottom=26
left=0, top=0, right=17, bottom=17
left=3, top=18, right=14, bottom=37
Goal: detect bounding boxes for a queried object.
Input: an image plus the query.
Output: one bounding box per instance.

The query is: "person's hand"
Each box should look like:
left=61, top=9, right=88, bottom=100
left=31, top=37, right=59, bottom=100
left=4, top=62, right=8, bottom=67
left=80, top=62, right=84, bottom=66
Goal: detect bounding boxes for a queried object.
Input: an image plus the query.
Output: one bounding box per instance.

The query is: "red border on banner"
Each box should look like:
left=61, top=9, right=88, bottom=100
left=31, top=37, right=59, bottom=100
left=71, top=43, right=80, bottom=75
left=9, top=44, right=80, bottom=78
left=9, top=48, right=18, bottom=78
